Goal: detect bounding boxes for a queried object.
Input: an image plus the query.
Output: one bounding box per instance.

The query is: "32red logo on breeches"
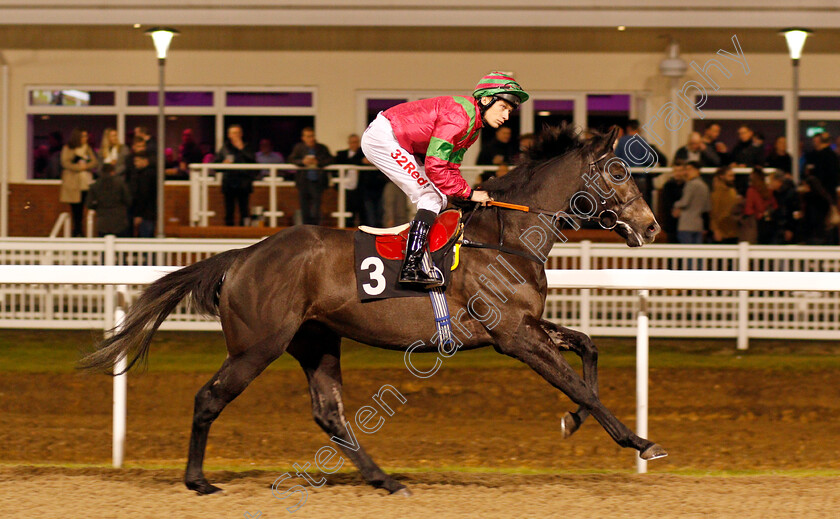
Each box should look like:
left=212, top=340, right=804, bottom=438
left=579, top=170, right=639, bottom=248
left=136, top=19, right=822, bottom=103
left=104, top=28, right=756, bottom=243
left=390, top=148, right=428, bottom=186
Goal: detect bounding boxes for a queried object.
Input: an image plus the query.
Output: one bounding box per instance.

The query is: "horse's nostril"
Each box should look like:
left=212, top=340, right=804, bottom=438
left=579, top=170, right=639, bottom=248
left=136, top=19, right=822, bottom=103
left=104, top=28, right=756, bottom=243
left=647, top=224, right=659, bottom=235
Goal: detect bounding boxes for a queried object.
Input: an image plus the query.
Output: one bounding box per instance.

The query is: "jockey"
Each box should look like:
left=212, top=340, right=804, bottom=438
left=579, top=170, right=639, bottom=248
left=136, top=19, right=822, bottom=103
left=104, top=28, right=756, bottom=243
left=361, top=72, right=529, bottom=288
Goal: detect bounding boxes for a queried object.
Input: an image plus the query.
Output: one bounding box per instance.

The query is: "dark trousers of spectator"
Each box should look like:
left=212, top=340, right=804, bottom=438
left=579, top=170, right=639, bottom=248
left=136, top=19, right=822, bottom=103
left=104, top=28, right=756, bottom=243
left=69, top=191, right=88, bottom=237
left=137, top=219, right=156, bottom=238
left=299, top=179, right=324, bottom=225
left=224, top=189, right=250, bottom=226
left=677, top=230, right=704, bottom=270
left=360, top=185, right=384, bottom=227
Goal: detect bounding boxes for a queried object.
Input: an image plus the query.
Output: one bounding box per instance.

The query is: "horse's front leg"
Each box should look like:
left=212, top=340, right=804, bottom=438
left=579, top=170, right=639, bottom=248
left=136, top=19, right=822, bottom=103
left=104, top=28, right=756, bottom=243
left=539, top=320, right=598, bottom=439
left=496, top=317, right=667, bottom=460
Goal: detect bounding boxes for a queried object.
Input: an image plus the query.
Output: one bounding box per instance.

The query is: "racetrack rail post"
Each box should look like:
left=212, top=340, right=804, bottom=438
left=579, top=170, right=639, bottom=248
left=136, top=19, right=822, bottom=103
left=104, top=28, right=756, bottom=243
left=636, top=289, right=649, bottom=474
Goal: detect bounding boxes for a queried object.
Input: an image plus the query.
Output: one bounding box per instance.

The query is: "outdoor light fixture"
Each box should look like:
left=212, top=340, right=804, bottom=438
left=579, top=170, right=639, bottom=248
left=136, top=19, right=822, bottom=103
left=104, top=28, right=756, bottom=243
left=780, top=28, right=812, bottom=182
left=145, top=27, right=178, bottom=237
left=146, top=27, right=178, bottom=60
left=781, top=28, right=811, bottom=61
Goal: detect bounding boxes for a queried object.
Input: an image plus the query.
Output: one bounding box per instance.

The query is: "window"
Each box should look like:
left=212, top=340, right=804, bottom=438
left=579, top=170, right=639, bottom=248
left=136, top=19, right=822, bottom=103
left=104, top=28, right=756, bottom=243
left=30, top=114, right=116, bottom=179
left=586, top=94, right=631, bottom=132
left=25, top=86, right=317, bottom=179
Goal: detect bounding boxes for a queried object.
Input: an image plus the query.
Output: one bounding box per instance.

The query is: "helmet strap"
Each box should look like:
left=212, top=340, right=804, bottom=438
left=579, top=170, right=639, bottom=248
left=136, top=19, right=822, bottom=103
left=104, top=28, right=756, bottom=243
left=477, top=96, right=497, bottom=125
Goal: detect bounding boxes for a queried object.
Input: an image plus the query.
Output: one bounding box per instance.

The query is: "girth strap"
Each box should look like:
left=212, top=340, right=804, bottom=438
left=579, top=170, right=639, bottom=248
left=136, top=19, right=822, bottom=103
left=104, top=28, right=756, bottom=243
left=459, top=238, right=544, bottom=264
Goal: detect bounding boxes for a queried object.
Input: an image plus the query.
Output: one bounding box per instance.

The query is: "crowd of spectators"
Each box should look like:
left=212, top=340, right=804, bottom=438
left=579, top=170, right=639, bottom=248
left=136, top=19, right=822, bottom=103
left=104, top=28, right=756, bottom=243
left=655, top=122, right=840, bottom=245
left=46, top=119, right=840, bottom=244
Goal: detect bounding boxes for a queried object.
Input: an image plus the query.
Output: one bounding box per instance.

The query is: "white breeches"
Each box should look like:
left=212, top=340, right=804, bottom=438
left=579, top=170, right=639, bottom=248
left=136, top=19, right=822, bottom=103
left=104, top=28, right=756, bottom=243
left=361, top=113, right=446, bottom=214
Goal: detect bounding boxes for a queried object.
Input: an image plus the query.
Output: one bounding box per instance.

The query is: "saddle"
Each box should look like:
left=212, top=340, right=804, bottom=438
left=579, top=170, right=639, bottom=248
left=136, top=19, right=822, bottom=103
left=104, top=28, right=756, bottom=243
left=359, top=209, right=462, bottom=261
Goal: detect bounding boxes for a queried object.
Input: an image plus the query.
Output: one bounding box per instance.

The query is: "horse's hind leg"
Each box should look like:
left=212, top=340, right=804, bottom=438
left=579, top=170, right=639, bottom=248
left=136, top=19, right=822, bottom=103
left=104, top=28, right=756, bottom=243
left=540, top=320, right=598, bottom=439
left=184, top=338, right=281, bottom=494
left=289, top=324, right=408, bottom=495
left=496, top=316, right=666, bottom=460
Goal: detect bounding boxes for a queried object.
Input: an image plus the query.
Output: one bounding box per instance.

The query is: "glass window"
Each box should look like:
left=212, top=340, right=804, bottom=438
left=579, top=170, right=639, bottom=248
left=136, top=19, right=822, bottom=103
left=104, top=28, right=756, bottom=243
left=127, top=91, right=214, bottom=107
left=226, top=91, right=313, bottom=108
left=700, top=95, right=784, bottom=111
left=125, top=115, right=216, bottom=165
left=29, top=114, right=117, bottom=179
left=223, top=115, right=315, bottom=160
left=366, top=98, right=406, bottom=124
left=533, top=99, right=574, bottom=129
left=799, top=96, right=840, bottom=111
left=586, top=94, right=630, bottom=132
left=29, top=89, right=115, bottom=107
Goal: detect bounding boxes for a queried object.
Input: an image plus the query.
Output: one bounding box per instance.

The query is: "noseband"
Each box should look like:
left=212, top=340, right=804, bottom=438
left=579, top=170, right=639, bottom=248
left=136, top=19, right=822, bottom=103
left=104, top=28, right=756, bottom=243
left=576, top=151, right=644, bottom=230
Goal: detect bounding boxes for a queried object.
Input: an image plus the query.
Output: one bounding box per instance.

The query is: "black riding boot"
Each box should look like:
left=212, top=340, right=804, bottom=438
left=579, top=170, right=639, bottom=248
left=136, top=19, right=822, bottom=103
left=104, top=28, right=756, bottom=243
left=399, top=210, right=443, bottom=288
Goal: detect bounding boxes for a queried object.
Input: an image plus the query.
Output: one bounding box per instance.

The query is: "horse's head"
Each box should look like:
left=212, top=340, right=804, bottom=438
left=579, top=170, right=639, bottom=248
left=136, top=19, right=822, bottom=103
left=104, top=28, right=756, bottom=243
left=483, top=124, right=660, bottom=247
left=576, top=127, right=660, bottom=247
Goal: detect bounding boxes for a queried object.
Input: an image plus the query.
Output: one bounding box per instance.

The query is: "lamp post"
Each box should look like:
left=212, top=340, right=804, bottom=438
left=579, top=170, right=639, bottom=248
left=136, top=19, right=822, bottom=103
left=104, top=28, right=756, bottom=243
left=781, top=28, right=811, bottom=183
left=145, top=27, right=178, bottom=238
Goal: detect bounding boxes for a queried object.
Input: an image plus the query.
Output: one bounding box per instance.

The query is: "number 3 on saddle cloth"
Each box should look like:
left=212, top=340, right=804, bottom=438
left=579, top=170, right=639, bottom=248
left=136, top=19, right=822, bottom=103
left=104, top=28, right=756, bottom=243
left=354, top=209, right=462, bottom=301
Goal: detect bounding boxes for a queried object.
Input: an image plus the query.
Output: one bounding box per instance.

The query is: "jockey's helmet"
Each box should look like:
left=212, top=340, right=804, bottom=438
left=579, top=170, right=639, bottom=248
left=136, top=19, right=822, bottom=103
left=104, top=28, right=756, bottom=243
left=472, top=72, right=530, bottom=109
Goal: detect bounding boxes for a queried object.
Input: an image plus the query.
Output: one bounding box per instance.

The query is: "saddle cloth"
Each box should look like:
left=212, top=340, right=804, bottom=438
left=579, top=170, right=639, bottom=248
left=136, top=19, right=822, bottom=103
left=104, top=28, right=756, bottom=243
left=354, top=209, right=461, bottom=302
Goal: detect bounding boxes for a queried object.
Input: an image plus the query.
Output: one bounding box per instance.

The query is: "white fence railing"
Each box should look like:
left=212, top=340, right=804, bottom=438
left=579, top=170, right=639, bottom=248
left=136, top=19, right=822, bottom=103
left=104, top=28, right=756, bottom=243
left=3, top=264, right=839, bottom=473
left=0, top=237, right=839, bottom=348
left=185, top=164, right=769, bottom=229
left=188, top=163, right=505, bottom=228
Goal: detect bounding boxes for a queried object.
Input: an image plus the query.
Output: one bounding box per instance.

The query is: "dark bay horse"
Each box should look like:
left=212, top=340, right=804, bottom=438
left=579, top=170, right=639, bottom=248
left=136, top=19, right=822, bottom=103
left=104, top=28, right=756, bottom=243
left=80, top=125, right=665, bottom=496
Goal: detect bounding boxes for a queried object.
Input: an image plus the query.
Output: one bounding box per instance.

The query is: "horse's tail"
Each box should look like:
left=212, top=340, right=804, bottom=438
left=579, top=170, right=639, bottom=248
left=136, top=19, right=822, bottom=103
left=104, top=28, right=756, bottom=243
left=78, top=248, right=243, bottom=375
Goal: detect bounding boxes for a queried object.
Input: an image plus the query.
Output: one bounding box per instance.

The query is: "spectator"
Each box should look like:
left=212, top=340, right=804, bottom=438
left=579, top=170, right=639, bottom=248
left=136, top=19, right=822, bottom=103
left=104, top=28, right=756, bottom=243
left=769, top=171, right=799, bottom=244
left=765, top=136, right=792, bottom=174
left=164, top=147, right=183, bottom=179
left=659, top=160, right=687, bottom=243
left=731, top=124, right=764, bottom=167
left=44, top=131, right=64, bottom=180
left=60, top=128, right=99, bottom=237
left=129, top=152, right=157, bottom=238
left=804, top=132, right=839, bottom=203
left=99, top=128, right=129, bottom=177
left=289, top=127, right=334, bottom=225
left=672, top=161, right=710, bottom=244
left=741, top=168, right=777, bottom=244
left=796, top=175, right=832, bottom=244
left=477, top=126, right=517, bottom=182
left=674, top=131, right=721, bottom=168
left=214, top=124, right=257, bottom=226
left=179, top=129, right=204, bottom=166
left=709, top=165, right=741, bottom=244
left=615, top=119, right=665, bottom=203
left=514, top=132, right=535, bottom=163
left=701, top=123, right=729, bottom=164
left=133, top=126, right=157, bottom=168
left=256, top=138, right=285, bottom=179
left=86, top=163, right=131, bottom=237
left=335, top=133, right=371, bottom=227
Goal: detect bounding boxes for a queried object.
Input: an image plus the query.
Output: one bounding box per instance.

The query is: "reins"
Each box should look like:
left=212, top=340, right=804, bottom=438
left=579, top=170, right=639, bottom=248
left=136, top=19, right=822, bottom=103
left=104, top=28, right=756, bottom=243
left=458, top=151, right=645, bottom=264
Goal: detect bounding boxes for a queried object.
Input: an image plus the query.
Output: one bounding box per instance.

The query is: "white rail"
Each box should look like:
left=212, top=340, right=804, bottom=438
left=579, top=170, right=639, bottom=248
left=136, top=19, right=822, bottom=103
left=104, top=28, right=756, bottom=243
left=185, top=164, right=771, bottom=230
left=1, top=238, right=839, bottom=343
left=48, top=212, right=72, bottom=238
left=0, top=264, right=838, bottom=473
left=187, top=163, right=494, bottom=228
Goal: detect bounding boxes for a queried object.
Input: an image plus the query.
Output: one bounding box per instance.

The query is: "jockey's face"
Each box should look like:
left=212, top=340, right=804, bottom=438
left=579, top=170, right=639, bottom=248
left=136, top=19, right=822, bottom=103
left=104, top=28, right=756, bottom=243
left=481, top=97, right=515, bottom=128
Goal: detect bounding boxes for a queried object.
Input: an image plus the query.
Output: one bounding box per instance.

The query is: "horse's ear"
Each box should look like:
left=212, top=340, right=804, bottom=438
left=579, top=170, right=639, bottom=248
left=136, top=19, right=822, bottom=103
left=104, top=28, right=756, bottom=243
left=601, top=126, right=621, bottom=153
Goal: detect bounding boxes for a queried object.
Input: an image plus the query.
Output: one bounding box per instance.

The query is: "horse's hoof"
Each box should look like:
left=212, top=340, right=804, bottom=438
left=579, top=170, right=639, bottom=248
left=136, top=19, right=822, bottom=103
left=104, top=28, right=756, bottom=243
left=185, top=480, right=223, bottom=495
left=560, top=412, right=580, bottom=439
left=393, top=487, right=412, bottom=497
left=640, top=443, right=668, bottom=461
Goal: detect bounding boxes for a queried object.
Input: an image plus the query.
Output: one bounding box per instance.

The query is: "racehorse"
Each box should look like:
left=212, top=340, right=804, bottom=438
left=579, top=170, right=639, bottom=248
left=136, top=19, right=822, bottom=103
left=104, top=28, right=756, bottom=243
left=80, top=124, right=665, bottom=496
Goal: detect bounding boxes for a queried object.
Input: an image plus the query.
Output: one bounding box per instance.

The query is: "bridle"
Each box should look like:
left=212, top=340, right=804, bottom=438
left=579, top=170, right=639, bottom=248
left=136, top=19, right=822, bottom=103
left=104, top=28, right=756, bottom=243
left=576, top=151, right=645, bottom=230
left=459, top=150, right=646, bottom=263
left=481, top=151, right=645, bottom=230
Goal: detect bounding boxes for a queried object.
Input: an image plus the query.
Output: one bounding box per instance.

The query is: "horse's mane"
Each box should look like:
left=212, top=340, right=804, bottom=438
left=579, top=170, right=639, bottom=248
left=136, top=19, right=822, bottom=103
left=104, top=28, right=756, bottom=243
left=481, top=123, right=601, bottom=198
